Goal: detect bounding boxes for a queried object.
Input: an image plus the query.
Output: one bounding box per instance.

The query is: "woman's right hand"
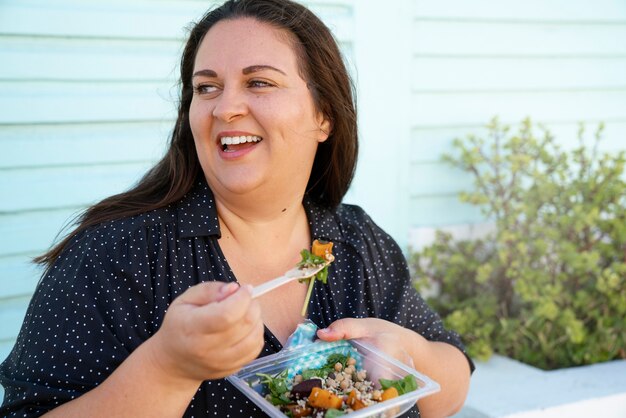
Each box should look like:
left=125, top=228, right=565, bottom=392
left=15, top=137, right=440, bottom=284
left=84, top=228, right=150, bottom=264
left=148, top=281, right=264, bottom=383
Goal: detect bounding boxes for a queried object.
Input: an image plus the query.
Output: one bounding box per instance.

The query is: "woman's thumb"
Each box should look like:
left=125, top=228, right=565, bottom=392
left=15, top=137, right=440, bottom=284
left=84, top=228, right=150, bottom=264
left=317, top=318, right=367, bottom=341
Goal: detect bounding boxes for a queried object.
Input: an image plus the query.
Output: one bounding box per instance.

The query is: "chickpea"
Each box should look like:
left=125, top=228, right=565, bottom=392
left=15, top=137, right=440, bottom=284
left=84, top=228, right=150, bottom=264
left=340, top=380, right=350, bottom=390
left=356, top=370, right=367, bottom=382
left=347, top=357, right=357, bottom=366
left=372, top=390, right=382, bottom=401
left=334, top=362, right=343, bottom=372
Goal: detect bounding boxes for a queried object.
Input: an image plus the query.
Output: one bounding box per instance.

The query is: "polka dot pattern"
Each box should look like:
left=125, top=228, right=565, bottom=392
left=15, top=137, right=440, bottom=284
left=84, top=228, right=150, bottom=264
left=0, top=178, right=470, bottom=417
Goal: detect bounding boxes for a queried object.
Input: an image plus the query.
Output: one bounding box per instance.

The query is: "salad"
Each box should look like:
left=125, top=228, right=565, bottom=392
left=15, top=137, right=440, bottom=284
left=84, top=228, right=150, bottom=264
left=298, top=239, right=335, bottom=316
left=257, top=352, right=419, bottom=418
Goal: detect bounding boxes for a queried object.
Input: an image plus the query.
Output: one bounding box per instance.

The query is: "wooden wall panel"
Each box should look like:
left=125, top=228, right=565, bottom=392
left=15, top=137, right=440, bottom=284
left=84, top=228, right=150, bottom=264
left=0, top=256, right=42, bottom=299
left=408, top=0, right=626, bottom=244
left=0, top=162, right=152, bottom=212
left=409, top=194, right=484, bottom=227
left=411, top=91, right=626, bottom=127
left=0, top=209, right=80, bottom=256
left=412, top=57, right=626, bottom=91
left=0, top=121, right=170, bottom=169
left=413, top=0, right=626, bottom=22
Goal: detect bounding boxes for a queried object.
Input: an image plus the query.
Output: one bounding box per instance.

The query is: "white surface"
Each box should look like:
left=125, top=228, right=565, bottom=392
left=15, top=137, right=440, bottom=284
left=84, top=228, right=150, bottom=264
left=457, top=355, right=626, bottom=418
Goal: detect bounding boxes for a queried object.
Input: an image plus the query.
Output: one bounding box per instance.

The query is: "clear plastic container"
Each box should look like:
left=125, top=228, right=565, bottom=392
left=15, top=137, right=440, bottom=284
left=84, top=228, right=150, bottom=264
left=226, top=339, right=440, bottom=418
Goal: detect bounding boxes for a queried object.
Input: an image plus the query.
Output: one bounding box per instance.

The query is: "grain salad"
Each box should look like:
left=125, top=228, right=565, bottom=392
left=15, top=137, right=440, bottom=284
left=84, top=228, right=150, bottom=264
left=257, top=353, right=418, bottom=417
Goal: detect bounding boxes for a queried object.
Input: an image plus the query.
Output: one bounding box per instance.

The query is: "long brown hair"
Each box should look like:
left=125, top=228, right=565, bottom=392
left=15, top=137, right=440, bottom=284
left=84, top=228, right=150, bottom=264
left=36, top=0, right=358, bottom=266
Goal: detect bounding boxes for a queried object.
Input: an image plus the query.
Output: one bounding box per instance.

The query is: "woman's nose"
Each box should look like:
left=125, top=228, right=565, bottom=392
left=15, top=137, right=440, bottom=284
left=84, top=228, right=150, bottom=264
left=211, top=87, right=248, bottom=122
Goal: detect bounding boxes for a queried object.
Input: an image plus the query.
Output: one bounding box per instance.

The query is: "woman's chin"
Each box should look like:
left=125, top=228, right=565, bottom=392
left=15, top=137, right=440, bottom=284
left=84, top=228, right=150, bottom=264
left=210, top=176, right=266, bottom=198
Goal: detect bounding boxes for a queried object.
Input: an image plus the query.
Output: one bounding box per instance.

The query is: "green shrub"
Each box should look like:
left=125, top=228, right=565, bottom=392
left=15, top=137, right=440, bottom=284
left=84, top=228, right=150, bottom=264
left=410, top=118, right=626, bottom=370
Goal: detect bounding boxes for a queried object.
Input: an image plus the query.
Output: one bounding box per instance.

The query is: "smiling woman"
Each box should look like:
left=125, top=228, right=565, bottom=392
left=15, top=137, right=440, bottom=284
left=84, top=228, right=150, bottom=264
left=0, top=1, right=472, bottom=417
left=189, top=18, right=330, bottom=204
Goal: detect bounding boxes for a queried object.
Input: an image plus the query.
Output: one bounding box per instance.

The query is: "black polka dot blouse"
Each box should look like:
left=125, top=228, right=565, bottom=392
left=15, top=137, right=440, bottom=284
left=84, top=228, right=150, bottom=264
left=0, top=178, right=472, bottom=417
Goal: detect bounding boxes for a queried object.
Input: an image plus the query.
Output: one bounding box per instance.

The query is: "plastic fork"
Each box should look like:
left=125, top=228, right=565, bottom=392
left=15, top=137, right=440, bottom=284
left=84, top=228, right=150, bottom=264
left=252, top=262, right=329, bottom=298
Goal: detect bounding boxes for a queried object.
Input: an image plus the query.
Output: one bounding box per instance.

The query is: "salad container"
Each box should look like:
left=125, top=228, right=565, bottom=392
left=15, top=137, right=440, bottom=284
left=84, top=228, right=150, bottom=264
left=227, top=339, right=440, bottom=418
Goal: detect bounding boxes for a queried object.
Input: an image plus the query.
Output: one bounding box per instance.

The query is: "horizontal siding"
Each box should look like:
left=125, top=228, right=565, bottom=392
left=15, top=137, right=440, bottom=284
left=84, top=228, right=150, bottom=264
left=0, top=341, right=15, bottom=364
left=0, top=297, right=30, bottom=342
left=0, top=81, right=178, bottom=124
left=410, top=163, right=473, bottom=196
left=0, top=162, right=153, bottom=212
left=410, top=195, right=484, bottom=227
left=0, top=0, right=223, bottom=39
left=408, top=0, right=626, bottom=240
left=413, top=21, right=626, bottom=57
left=410, top=121, right=626, bottom=164
left=0, top=121, right=170, bottom=169
left=412, top=57, right=626, bottom=91
left=0, top=255, right=42, bottom=299
left=413, top=0, right=626, bottom=22
left=0, top=35, right=183, bottom=82
left=412, top=90, right=626, bottom=127
left=0, top=0, right=354, bottom=42
left=0, top=208, right=80, bottom=256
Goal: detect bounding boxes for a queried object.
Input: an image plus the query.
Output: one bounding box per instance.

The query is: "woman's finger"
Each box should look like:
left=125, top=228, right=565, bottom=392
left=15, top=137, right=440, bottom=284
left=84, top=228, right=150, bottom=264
left=207, top=315, right=265, bottom=368
left=317, top=318, right=370, bottom=341
left=191, top=285, right=255, bottom=333
left=176, top=281, right=239, bottom=307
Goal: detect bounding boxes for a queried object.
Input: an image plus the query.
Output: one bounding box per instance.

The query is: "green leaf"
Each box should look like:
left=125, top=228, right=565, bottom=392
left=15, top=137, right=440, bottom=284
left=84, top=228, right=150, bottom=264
left=297, top=249, right=327, bottom=268
left=325, top=353, right=348, bottom=368
left=379, top=375, right=418, bottom=395
left=257, top=370, right=291, bottom=405
left=298, top=248, right=331, bottom=316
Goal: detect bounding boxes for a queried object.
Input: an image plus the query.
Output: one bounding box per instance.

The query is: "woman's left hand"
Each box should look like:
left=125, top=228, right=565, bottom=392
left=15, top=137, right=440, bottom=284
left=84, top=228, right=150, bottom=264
left=316, top=318, right=418, bottom=367
left=317, top=318, right=471, bottom=418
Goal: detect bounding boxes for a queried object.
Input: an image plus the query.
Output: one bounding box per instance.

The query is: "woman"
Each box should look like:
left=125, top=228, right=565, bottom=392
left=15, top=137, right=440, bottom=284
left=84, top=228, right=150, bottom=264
left=0, top=0, right=472, bottom=416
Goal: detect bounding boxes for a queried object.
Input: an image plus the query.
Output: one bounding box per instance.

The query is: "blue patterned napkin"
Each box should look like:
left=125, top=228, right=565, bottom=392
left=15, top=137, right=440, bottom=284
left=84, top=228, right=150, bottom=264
left=282, top=321, right=363, bottom=379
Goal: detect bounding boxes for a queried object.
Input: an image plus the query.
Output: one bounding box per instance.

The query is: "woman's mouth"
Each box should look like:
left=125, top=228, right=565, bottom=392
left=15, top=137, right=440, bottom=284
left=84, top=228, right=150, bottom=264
left=220, top=135, right=263, bottom=152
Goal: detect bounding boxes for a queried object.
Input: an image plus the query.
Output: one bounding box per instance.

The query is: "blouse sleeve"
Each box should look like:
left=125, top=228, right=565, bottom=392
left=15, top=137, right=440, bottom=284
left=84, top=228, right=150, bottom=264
left=0, top=223, right=160, bottom=417
left=342, top=205, right=474, bottom=371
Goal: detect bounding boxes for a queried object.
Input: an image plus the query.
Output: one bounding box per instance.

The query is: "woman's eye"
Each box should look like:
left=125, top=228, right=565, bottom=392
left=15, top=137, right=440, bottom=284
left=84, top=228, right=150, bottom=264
left=248, top=79, right=274, bottom=88
left=194, top=84, right=219, bottom=95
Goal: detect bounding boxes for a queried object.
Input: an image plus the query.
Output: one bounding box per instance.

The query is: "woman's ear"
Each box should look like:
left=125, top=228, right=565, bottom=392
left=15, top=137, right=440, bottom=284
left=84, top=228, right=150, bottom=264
left=317, top=114, right=332, bottom=143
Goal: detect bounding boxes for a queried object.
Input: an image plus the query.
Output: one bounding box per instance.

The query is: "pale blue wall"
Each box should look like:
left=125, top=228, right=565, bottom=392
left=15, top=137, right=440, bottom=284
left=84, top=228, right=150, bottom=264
left=1, top=0, right=625, bottom=402
left=403, top=0, right=626, bottom=245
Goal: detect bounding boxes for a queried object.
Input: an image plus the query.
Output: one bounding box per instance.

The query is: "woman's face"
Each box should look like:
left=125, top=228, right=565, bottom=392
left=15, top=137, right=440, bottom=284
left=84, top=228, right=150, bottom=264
left=189, top=18, right=330, bottom=203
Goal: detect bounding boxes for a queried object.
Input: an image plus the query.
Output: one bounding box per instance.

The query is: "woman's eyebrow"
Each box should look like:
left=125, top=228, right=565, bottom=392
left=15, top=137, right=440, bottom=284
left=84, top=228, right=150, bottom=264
left=192, top=65, right=286, bottom=78
left=192, top=69, right=218, bottom=78
left=242, top=65, right=286, bottom=76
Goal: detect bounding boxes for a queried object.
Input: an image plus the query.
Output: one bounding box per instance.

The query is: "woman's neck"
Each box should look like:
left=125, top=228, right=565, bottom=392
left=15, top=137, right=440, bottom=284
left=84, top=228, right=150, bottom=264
left=215, top=191, right=312, bottom=285
left=217, top=196, right=307, bottom=245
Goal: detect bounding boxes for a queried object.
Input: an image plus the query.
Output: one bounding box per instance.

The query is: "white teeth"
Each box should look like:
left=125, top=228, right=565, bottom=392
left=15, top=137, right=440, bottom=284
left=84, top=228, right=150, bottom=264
left=220, top=135, right=262, bottom=146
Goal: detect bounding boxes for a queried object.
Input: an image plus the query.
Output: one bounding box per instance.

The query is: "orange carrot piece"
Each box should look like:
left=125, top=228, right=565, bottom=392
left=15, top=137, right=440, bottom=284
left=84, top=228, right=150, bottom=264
left=381, top=387, right=399, bottom=401
left=312, top=239, right=334, bottom=260
left=347, top=389, right=367, bottom=410
left=308, top=387, right=343, bottom=410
